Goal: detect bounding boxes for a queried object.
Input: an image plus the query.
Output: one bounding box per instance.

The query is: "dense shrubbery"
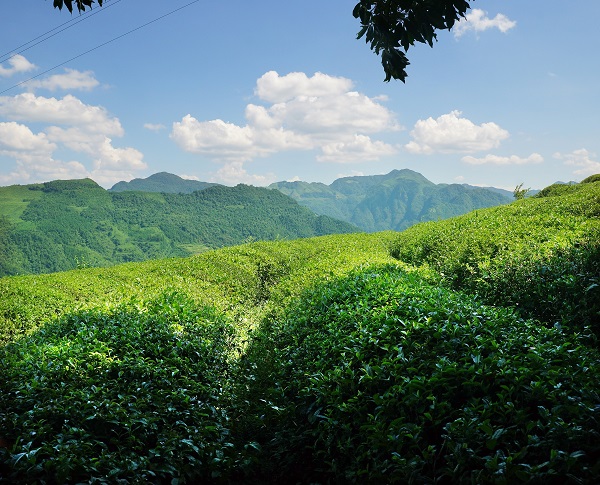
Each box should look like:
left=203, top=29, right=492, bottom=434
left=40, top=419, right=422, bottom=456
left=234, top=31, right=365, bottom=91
left=0, top=292, right=235, bottom=483
left=1, top=181, right=600, bottom=482
left=236, top=266, right=600, bottom=483
left=389, top=181, right=600, bottom=336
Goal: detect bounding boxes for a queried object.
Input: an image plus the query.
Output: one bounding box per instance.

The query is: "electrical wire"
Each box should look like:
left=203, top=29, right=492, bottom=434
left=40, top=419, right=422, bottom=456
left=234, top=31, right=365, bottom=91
left=0, top=0, right=201, bottom=96
left=0, top=0, right=123, bottom=64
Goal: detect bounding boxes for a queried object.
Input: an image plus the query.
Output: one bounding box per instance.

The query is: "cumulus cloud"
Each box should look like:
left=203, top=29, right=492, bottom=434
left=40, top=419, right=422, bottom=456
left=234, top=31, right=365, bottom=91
left=171, top=71, right=399, bottom=181
left=0, top=93, right=123, bottom=135
left=44, top=126, right=145, bottom=179
left=255, top=71, right=353, bottom=103
left=23, top=69, right=100, bottom=92
left=454, top=9, right=516, bottom=38
left=317, top=134, right=396, bottom=163
left=0, top=121, right=88, bottom=185
left=143, top=123, right=166, bottom=132
left=213, top=161, right=277, bottom=186
left=0, top=55, right=36, bottom=77
left=462, top=153, right=544, bottom=165
left=0, top=92, right=146, bottom=186
left=554, top=149, right=600, bottom=176
left=405, top=110, right=509, bottom=154
left=0, top=122, right=56, bottom=154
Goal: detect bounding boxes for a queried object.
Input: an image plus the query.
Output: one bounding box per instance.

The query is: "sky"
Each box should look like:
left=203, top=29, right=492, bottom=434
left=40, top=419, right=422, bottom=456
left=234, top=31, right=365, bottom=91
left=0, top=0, right=599, bottom=191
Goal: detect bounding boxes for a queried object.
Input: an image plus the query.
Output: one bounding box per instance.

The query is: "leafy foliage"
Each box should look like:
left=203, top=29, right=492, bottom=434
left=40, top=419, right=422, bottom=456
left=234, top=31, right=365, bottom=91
left=53, top=0, right=103, bottom=14
left=513, top=183, right=531, bottom=200
left=0, top=232, right=399, bottom=345
left=353, top=0, right=473, bottom=81
left=236, top=266, right=600, bottom=482
left=0, top=292, right=234, bottom=483
left=390, top=180, right=600, bottom=336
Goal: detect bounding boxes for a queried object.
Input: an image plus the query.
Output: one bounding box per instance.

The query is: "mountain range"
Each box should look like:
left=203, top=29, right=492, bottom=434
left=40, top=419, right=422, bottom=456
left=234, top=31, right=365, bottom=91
left=0, top=169, right=516, bottom=276
left=109, top=169, right=513, bottom=233
left=0, top=179, right=356, bottom=276
left=269, top=169, right=512, bottom=232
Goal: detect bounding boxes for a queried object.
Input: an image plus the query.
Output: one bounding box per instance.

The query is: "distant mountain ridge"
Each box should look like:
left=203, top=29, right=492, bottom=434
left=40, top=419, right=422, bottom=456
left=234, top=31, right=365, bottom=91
left=269, top=169, right=512, bottom=232
left=110, top=172, right=219, bottom=193
left=108, top=169, right=514, bottom=233
left=0, top=179, right=357, bottom=276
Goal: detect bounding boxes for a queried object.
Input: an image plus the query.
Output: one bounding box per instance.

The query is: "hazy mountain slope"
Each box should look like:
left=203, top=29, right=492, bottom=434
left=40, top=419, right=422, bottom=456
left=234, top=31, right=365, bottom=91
left=0, top=179, right=358, bottom=276
left=270, top=169, right=511, bottom=231
left=110, top=172, right=219, bottom=193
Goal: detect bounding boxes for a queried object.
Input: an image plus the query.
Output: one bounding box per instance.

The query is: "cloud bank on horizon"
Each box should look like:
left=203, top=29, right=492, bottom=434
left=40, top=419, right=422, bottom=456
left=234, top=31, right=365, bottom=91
left=0, top=2, right=598, bottom=189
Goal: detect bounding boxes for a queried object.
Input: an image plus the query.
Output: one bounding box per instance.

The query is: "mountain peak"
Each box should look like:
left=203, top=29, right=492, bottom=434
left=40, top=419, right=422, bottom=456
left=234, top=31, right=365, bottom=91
left=110, top=173, right=219, bottom=194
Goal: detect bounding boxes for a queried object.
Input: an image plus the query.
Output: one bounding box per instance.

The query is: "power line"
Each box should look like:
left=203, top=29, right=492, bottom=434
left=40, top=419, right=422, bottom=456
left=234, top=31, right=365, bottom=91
left=0, top=0, right=201, bottom=96
left=0, top=0, right=123, bottom=64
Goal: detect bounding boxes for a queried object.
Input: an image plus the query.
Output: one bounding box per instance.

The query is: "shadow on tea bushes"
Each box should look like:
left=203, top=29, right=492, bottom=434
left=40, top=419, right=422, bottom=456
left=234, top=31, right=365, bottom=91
left=0, top=291, right=236, bottom=484
left=234, top=266, right=600, bottom=483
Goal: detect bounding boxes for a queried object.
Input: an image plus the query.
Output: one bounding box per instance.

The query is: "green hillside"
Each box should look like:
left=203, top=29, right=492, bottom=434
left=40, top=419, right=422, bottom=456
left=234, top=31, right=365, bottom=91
left=270, top=169, right=512, bottom=231
left=1, top=178, right=599, bottom=483
left=110, top=172, right=219, bottom=193
left=0, top=179, right=358, bottom=276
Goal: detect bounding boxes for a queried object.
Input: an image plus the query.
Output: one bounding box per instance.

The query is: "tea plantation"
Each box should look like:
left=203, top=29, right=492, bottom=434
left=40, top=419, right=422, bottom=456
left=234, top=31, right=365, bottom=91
left=0, top=179, right=599, bottom=483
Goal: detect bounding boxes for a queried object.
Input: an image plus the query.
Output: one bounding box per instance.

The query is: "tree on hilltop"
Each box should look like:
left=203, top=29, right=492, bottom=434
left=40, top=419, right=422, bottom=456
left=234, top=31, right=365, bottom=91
left=52, top=0, right=474, bottom=83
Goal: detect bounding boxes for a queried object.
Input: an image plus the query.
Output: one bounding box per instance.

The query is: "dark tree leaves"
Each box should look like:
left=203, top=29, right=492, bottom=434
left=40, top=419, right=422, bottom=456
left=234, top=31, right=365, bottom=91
left=53, top=0, right=103, bottom=14
left=353, top=0, right=473, bottom=82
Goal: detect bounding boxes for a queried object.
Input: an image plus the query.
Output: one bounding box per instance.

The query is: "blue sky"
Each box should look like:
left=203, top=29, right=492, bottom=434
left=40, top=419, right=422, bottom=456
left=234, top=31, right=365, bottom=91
left=1, top=0, right=599, bottom=190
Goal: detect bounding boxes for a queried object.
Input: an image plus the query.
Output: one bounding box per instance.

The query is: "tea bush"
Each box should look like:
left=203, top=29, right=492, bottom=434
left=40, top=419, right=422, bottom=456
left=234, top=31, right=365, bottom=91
left=237, top=266, right=600, bottom=483
left=389, top=181, right=600, bottom=335
left=0, top=232, right=399, bottom=345
left=0, top=292, right=236, bottom=483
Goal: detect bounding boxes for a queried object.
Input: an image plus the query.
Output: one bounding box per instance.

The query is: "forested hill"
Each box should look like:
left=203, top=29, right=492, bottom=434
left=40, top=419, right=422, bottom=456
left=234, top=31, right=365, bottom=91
left=110, top=172, right=220, bottom=193
left=269, top=169, right=512, bottom=232
left=0, top=179, right=358, bottom=276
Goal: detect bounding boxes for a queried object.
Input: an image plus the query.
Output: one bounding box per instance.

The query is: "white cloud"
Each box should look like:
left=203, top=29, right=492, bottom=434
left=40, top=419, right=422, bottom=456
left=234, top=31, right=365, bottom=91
left=462, top=153, right=544, bottom=165
left=24, top=69, right=99, bottom=92
left=0, top=122, right=88, bottom=184
left=317, top=134, right=396, bottom=163
left=0, top=93, right=123, bottom=135
left=255, top=70, right=353, bottom=103
left=335, top=170, right=365, bottom=179
left=172, top=116, right=257, bottom=162
left=0, top=55, right=36, bottom=78
left=213, top=161, right=277, bottom=186
left=180, top=174, right=200, bottom=180
left=45, top=127, right=146, bottom=175
left=554, top=149, right=600, bottom=176
left=454, top=9, right=516, bottom=38
left=144, top=123, right=166, bottom=131
left=405, top=110, right=509, bottom=154
left=0, top=92, right=146, bottom=187
left=0, top=121, right=56, bottom=154
left=171, top=71, right=399, bottom=183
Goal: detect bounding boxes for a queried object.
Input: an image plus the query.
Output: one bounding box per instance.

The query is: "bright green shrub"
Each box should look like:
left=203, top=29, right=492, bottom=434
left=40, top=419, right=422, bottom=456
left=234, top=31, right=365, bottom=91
left=581, top=174, right=600, bottom=184
left=389, top=182, right=600, bottom=335
left=237, top=266, right=600, bottom=483
left=0, top=292, right=236, bottom=483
